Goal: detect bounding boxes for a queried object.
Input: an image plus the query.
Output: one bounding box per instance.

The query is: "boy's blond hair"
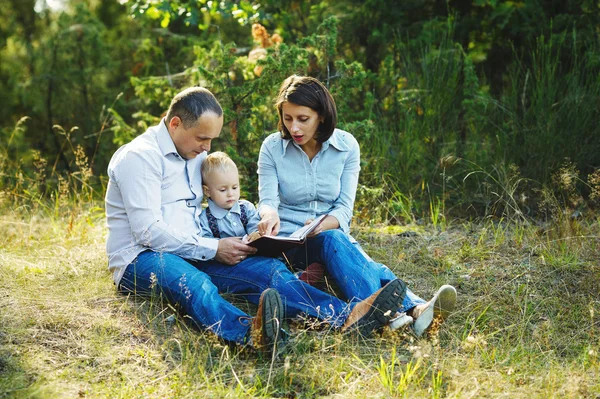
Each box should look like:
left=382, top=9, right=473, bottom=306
left=201, top=151, right=238, bottom=183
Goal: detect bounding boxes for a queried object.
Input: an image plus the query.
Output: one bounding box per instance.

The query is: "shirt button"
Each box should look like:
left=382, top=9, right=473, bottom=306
left=310, top=193, right=314, bottom=197
left=187, top=201, right=191, bottom=206
left=233, top=222, right=237, bottom=226
left=201, top=255, right=206, bottom=259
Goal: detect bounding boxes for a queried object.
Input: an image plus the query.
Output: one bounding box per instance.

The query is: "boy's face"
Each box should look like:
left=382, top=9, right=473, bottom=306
left=203, top=168, right=240, bottom=210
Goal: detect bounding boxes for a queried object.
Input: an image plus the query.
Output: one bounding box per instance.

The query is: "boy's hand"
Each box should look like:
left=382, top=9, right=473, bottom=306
left=215, top=237, right=257, bottom=265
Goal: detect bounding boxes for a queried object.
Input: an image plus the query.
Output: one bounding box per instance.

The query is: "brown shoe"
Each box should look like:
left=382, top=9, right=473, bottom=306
left=342, top=279, right=406, bottom=336
left=252, top=288, right=284, bottom=353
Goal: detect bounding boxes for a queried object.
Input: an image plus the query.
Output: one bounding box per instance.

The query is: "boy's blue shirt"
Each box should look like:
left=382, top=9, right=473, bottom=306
left=199, top=198, right=261, bottom=238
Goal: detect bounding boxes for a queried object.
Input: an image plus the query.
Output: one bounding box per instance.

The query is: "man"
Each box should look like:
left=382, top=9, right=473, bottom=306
left=105, top=87, right=405, bottom=354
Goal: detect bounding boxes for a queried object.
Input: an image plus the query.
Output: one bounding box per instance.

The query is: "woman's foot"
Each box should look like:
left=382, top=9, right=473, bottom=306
left=410, top=285, right=457, bottom=337
left=389, top=312, right=414, bottom=330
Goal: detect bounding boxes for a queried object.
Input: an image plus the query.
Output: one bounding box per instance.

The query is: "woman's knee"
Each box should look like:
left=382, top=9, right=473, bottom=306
left=321, top=229, right=346, bottom=241
left=320, top=229, right=353, bottom=252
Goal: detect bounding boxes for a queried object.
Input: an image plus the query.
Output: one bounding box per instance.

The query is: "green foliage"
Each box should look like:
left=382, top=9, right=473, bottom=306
left=1, top=0, right=600, bottom=223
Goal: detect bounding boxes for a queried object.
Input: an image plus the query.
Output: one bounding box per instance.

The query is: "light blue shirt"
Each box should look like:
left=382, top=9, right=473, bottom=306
left=199, top=199, right=261, bottom=238
left=257, top=128, right=360, bottom=236
left=105, top=120, right=219, bottom=285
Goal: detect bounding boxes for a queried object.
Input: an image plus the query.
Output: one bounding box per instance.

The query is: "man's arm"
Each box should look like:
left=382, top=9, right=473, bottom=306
left=111, top=149, right=218, bottom=261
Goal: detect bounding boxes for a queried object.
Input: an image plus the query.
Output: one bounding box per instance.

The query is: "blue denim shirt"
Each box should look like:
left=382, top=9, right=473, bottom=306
left=199, top=199, right=261, bottom=238
left=257, top=128, right=360, bottom=236
left=105, top=120, right=218, bottom=285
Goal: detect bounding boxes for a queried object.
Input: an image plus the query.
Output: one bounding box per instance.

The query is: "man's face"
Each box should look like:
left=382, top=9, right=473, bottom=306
left=168, top=112, right=223, bottom=159
left=202, top=168, right=240, bottom=210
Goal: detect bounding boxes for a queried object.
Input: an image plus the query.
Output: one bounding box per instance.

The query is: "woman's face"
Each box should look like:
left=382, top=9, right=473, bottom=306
left=281, top=102, right=322, bottom=147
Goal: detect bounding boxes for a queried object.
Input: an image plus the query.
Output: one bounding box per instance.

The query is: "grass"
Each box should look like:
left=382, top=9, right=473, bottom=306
left=1, top=200, right=599, bottom=398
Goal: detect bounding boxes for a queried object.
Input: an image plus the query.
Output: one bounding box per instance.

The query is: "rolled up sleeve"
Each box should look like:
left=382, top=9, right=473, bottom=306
left=257, top=140, right=281, bottom=214
left=327, top=140, right=360, bottom=232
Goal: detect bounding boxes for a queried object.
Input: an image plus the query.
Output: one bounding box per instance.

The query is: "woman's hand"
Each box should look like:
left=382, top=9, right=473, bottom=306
left=304, top=218, right=323, bottom=237
left=305, top=215, right=339, bottom=237
left=257, top=208, right=280, bottom=236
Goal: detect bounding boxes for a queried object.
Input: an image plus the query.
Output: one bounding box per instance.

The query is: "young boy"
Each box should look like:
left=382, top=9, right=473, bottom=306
left=199, top=151, right=260, bottom=239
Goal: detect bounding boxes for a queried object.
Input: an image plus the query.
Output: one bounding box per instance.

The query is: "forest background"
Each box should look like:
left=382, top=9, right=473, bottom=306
left=1, top=0, right=600, bottom=398
left=2, top=0, right=599, bottom=220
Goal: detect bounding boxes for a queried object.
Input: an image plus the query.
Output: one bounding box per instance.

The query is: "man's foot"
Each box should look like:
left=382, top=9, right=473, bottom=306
left=252, top=288, right=284, bottom=354
left=342, top=279, right=407, bottom=337
left=389, top=312, right=414, bottom=330
left=411, top=285, right=457, bottom=337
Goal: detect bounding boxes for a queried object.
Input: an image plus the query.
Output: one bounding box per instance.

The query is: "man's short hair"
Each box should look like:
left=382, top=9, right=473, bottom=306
left=275, top=75, right=338, bottom=143
left=201, top=151, right=238, bottom=183
left=166, top=87, right=223, bottom=129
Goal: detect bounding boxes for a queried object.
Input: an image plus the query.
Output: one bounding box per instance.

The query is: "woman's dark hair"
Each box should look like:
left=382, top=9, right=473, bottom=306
left=166, top=87, right=223, bottom=129
left=275, top=75, right=337, bottom=142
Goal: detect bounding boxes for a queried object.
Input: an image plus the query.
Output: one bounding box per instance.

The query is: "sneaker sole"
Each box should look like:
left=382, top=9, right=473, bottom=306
left=354, top=279, right=407, bottom=337
left=260, top=289, right=283, bottom=349
left=433, top=285, right=457, bottom=320
left=412, top=285, right=457, bottom=337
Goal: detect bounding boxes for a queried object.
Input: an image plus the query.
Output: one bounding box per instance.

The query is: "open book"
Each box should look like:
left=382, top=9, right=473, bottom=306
left=243, top=214, right=327, bottom=257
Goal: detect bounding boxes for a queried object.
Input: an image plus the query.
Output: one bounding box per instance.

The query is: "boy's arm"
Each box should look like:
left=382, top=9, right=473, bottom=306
left=241, top=200, right=261, bottom=235
left=198, top=209, right=215, bottom=238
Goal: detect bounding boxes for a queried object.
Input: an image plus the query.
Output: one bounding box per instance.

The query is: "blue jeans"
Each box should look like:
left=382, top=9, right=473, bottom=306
left=118, top=251, right=352, bottom=344
left=286, top=230, right=426, bottom=313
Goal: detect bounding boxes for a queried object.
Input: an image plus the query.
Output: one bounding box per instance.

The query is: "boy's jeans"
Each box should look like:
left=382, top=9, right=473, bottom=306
left=118, top=251, right=352, bottom=344
left=286, top=229, right=426, bottom=313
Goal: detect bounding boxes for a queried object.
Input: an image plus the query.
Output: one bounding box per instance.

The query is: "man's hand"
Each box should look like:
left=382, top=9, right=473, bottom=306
left=215, top=237, right=257, bottom=265
left=257, top=208, right=280, bottom=236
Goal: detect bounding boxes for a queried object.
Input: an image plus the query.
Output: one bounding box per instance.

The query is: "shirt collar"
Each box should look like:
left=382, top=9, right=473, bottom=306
left=281, top=129, right=350, bottom=156
left=326, top=129, right=351, bottom=151
left=156, top=119, right=180, bottom=157
left=207, top=198, right=241, bottom=219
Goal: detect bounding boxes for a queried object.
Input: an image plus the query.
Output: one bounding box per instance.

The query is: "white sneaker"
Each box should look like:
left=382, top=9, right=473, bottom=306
left=411, top=285, right=457, bottom=337
left=389, top=312, right=414, bottom=330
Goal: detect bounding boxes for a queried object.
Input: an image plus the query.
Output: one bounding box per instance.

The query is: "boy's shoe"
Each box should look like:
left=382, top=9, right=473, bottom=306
left=252, top=288, right=284, bottom=354
left=411, top=285, right=457, bottom=337
left=389, top=312, right=414, bottom=330
left=342, top=279, right=406, bottom=337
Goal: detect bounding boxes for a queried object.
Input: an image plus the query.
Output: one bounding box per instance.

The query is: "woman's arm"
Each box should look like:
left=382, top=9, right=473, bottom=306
left=257, top=139, right=281, bottom=236
left=326, top=137, right=361, bottom=232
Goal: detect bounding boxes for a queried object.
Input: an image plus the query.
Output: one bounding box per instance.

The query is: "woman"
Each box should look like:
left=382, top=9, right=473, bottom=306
left=256, top=75, right=456, bottom=336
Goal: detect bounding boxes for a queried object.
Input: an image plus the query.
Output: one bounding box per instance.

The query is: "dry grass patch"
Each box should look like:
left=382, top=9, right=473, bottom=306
left=1, top=211, right=600, bottom=398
